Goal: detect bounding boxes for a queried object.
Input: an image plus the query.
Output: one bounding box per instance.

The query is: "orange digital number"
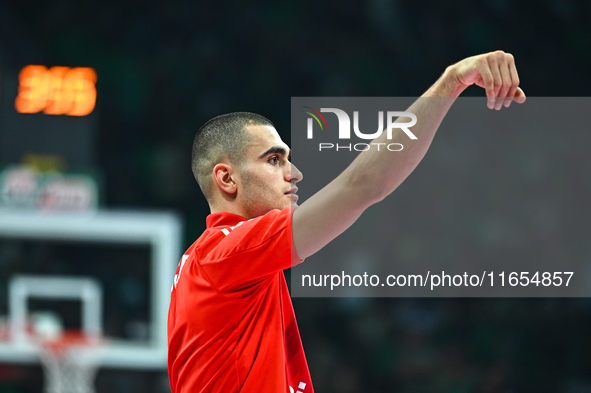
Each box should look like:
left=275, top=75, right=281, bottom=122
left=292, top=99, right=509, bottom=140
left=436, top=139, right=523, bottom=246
left=14, top=65, right=97, bottom=116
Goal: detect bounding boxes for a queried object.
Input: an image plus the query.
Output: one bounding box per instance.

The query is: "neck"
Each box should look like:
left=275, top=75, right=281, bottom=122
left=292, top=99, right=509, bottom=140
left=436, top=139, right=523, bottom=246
left=209, top=199, right=248, bottom=218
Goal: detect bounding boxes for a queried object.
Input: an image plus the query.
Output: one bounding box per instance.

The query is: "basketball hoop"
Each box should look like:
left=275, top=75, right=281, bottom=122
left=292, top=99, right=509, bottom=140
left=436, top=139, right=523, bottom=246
left=37, top=330, right=102, bottom=393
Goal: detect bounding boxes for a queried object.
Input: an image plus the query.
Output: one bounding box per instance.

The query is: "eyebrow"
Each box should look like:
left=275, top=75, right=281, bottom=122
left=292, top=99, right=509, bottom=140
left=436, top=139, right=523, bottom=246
left=258, top=146, right=289, bottom=159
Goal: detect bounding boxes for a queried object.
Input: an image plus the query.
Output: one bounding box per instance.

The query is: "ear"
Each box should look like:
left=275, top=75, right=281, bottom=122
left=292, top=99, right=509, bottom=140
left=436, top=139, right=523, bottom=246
left=212, top=163, right=237, bottom=195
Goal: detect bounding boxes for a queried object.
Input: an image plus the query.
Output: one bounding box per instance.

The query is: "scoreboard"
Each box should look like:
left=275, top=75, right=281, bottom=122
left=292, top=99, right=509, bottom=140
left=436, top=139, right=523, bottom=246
left=0, top=66, right=100, bottom=211
left=0, top=65, right=97, bottom=169
left=14, top=65, right=97, bottom=117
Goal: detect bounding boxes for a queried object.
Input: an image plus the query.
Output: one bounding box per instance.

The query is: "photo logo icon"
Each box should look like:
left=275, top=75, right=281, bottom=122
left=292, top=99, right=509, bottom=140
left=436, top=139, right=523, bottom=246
left=302, top=106, right=328, bottom=131
left=305, top=108, right=417, bottom=140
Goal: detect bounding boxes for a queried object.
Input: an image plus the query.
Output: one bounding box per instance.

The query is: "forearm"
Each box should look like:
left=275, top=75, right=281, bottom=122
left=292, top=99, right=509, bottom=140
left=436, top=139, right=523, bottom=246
left=340, top=66, right=467, bottom=205
left=293, top=69, right=465, bottom=259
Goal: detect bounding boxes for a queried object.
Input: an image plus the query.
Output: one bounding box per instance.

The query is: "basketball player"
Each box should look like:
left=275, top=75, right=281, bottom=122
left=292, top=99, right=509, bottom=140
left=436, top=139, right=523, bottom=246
left=167, top=50, right=525, bottom=393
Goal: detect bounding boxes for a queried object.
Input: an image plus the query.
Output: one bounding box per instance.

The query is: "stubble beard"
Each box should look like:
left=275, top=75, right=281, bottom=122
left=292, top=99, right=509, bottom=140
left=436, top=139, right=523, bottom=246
left=240, top=172, right=287, bottom=218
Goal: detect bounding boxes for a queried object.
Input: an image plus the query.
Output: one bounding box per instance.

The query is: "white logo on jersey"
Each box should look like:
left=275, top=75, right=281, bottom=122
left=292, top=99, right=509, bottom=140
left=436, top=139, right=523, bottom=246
left=171, top=254, right=189, bottom=292
left=220, top=220, right=246, bottom=236
left=289, top=381, right=307, bottom=393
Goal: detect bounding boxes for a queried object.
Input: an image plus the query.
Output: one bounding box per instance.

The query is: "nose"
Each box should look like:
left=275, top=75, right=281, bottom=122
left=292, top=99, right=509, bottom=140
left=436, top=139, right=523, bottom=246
left=286, top=161, right=303, bottom=184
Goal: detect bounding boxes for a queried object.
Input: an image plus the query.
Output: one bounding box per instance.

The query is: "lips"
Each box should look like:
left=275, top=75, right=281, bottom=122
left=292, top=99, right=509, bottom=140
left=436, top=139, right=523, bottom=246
left=285, top=187, right=299, bottom=201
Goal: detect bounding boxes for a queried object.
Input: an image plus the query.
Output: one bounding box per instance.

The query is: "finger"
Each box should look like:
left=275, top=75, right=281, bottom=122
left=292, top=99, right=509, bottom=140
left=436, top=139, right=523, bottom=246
left=513, top=87, right=526, bottom=104
left=504, top=54, right=521, bottom=107
left=487, top=52, right=504, bottom=110
left=476, top=57, right=496, bottom=109
left=497, top=53, right=514, bottom=109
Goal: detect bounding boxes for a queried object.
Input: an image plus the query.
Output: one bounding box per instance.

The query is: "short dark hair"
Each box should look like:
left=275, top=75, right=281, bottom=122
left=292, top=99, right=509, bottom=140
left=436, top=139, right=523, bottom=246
left=191, top=112, right=274, bottom=200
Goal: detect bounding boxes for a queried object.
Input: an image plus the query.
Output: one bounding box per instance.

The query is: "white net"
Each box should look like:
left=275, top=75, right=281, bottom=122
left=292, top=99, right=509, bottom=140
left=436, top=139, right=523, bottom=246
left=37, top=333, right=101, bottom=393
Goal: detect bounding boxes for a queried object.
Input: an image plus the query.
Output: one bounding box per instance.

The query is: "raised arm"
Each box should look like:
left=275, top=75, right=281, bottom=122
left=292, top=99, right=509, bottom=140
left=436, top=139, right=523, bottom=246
left=292, top=50, right=526, bottom=259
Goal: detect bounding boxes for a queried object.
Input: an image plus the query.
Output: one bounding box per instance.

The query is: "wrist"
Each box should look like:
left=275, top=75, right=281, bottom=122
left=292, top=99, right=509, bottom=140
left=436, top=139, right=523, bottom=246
left=437, top=65, right=469, bottom=97
left=422, top=63, right=471, bottom=99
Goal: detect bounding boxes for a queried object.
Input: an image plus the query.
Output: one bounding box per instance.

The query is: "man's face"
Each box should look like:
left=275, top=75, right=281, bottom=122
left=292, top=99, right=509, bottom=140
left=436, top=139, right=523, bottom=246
left=235, top=125, right=303, bottom=219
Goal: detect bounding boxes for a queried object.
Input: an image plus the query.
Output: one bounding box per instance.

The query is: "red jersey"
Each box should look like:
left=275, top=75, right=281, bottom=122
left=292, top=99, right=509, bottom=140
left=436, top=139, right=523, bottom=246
left=168, top=207, right=313, bottom=393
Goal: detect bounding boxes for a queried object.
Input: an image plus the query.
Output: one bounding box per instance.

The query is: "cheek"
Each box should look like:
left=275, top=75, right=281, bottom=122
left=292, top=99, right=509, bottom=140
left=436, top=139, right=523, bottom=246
left=252, top=167, right=280, bottom=185
left=240, top=165, right=283, bottom=194
left=241, top=172, right=271, bottom=195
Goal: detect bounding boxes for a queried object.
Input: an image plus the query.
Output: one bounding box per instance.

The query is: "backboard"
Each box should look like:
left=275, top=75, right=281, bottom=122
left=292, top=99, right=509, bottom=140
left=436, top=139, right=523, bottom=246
left=0, top=209, right=182, bottom=369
